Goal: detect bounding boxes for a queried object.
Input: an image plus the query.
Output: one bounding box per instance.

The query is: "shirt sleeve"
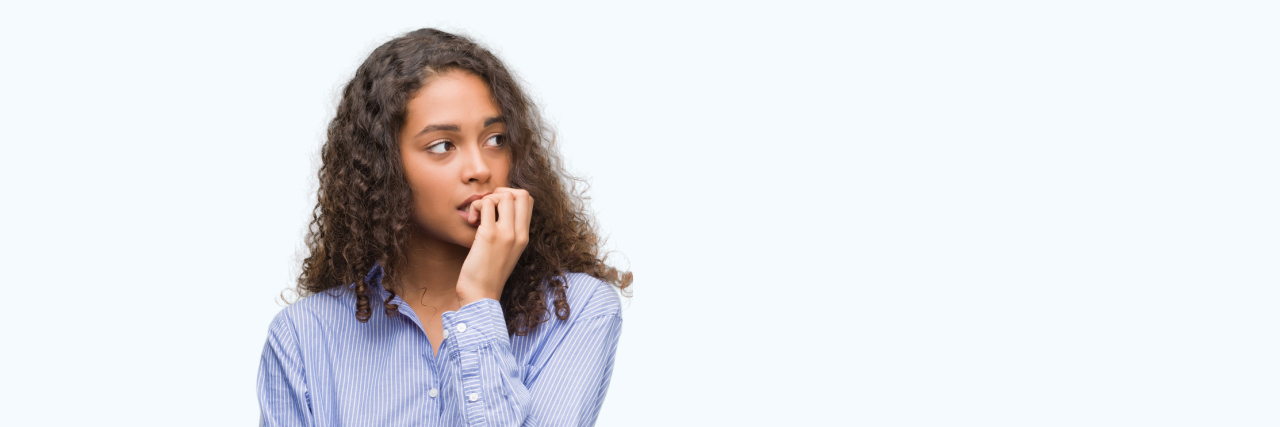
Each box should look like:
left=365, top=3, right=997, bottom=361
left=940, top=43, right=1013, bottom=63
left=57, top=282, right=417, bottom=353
left=257, top=313, right=314, bottom=427
left=439, top=297, right=623, bottom=427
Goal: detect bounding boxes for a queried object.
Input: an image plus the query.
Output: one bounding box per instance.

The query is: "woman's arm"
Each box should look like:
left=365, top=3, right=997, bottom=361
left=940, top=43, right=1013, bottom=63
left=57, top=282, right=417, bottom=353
left=445, top=188, right=623, bottom=425
left=257, top=313, right=314, bottom=427
left=439, top=295, right=623, bottom=427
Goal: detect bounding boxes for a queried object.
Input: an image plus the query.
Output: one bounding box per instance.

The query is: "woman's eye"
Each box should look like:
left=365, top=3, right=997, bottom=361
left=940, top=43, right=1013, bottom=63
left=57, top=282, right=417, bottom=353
left=485, top=134, right=505, bottom=147
left=426, top=140, right=453, bottom=154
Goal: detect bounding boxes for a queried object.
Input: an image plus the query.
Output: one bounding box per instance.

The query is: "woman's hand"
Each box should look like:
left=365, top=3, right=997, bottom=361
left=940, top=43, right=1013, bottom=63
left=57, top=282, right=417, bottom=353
left=457, top=187, right=534, bottom=306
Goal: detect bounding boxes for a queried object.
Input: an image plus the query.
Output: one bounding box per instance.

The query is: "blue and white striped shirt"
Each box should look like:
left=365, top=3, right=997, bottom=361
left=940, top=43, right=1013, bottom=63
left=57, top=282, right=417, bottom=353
left=257, top=264, right=624, bottom=426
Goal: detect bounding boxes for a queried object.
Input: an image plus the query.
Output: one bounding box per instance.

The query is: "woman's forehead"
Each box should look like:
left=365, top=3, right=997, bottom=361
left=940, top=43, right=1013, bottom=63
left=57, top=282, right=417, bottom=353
left=409, top=71, right=500, bottom=120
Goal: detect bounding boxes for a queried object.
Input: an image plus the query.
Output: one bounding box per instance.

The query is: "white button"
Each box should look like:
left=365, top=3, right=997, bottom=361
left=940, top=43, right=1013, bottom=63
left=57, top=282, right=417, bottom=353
left=468, top=392, right=479, bottom=402
left=442, top=330, right=449, bottom=340
left=456, top=323, right=467, bottom=333
left=428, top=388, right=438, bottom=398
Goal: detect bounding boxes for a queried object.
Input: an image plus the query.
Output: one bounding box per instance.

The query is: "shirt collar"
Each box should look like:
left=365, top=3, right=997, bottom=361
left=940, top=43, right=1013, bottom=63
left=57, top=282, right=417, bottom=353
left=362, top=261, right=421, bottom=319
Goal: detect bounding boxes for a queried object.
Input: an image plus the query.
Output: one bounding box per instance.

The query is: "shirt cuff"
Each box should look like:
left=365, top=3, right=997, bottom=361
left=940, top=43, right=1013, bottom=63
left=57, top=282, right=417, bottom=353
left=441, top=298, right=510, bottom=351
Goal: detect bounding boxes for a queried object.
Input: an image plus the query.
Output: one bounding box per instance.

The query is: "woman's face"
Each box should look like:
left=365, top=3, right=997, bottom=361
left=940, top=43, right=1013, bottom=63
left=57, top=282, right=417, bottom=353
left=398, top=69, right=511, bottom=248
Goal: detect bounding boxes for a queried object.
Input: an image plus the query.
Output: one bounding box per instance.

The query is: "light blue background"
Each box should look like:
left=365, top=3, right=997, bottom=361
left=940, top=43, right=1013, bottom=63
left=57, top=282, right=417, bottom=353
left=1, top=1, right=1276, bottom=425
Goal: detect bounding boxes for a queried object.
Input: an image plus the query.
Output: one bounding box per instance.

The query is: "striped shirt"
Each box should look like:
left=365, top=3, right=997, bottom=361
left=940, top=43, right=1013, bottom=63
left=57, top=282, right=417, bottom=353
left=257, top=263, right=624, bottom=426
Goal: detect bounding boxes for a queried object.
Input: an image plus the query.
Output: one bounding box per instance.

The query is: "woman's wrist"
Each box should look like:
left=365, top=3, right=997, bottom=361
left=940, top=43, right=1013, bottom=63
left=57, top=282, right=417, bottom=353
left=456, top=286, right=500, bottom=307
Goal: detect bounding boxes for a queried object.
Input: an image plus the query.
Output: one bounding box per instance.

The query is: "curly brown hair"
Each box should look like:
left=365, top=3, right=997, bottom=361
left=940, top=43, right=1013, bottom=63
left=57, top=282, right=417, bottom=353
left=292, top=28, right=632, bottom=336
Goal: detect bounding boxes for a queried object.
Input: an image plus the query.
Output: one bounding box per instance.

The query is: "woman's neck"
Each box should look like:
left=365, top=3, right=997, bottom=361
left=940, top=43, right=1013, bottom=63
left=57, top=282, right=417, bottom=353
left=394, top=230, right=469, bottom=303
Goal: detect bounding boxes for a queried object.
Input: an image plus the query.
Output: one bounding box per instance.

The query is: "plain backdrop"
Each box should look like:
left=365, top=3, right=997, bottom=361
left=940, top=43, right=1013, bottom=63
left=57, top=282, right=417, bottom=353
left=1, top=1, right=1276, bottom=425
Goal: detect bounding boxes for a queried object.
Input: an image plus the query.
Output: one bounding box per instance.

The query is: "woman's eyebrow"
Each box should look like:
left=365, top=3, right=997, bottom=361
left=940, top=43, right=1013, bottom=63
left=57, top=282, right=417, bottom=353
left=414, top=116, right=504, bottom=137
left=416, top=124, right=460, bottom=137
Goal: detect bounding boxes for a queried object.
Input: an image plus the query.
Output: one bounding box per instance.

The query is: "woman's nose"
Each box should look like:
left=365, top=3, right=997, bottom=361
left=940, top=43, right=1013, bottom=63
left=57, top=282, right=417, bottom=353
left=461, top=145, right=492, bottom=183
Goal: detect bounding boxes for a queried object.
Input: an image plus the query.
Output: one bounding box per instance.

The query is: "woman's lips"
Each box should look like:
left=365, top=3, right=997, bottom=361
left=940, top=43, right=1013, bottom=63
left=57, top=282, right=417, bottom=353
left=457, top=192, right=491, bottom=226
left=457, top=193, right=492, bottom=210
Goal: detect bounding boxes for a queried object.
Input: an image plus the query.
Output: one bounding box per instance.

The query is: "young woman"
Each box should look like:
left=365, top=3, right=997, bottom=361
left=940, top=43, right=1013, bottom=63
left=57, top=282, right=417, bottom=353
left=257, top=28, right=633, bottom=426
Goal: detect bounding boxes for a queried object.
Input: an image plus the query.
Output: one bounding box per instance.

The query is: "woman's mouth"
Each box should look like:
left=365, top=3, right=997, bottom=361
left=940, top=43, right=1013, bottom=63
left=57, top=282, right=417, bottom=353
left=456, top=192, right=491, bottom=226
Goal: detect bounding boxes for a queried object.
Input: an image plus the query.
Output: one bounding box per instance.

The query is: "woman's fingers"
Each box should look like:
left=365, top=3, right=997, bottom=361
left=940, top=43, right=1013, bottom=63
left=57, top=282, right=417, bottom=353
left=473, top=197, right=496, bottom=230
left=491, top=188, right=533, bottom=241
left=467, top=198, right=482, bottom=226
left=474, top=192, right=512, bottom=237
left=468, top=193, right=489, bottom=226
left=513, top=191, right=531, bottom=241
left=495, top=192, right=515, bottom=237
left=467, top=187, right=533, bottom=246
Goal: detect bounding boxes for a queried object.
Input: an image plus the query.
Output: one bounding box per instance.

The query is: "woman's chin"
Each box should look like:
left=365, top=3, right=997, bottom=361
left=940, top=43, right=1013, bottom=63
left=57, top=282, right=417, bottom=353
left=454, top=231, right=476, bottom=248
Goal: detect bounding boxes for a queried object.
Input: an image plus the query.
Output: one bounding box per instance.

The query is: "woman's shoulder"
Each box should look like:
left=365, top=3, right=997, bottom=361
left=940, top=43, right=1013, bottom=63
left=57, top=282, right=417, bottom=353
left=266, top=286, right=358, bottom=336
left=555, top=272, right=623, bottom=321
